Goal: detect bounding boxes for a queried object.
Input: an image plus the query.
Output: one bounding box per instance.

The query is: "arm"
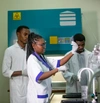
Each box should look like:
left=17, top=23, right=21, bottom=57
left=62, top=63, right=75, bottom=85
left=61, top=52, right=75, bottom=84
left=11, top=69, right=27, bottom=77
left=39, top=56, right=74, bottom=80
left=62, top=70, right=74, bottom=84
left=60, top=52, right=74, bottom=66
left=2, top=49, right=23, bottom=78
left=34, top=41, right=78, bottom=81
left=27, top=56, right=59, bottom=82
left=60, top=41, right=78, bottom=66
left=62, top=55, right=79, bottom=85
left=46, top=41, right=78, bottom=69
left=11, top=71, right=22, bottom=77
left=39, top=69, right=58, bottom=80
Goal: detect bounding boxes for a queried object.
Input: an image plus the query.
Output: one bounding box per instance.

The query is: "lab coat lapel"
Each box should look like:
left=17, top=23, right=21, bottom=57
left=72, top=53, right=80, bottom=70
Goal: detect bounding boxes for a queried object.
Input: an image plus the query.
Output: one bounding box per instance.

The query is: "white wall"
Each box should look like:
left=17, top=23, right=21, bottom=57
left=0, top=0, right=100, bottom=102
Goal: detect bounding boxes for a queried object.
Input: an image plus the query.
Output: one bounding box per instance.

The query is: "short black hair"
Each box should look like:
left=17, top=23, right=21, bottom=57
left=16, top=25, right=29, bottom=33
left=73, top=33, right=85, bottom=42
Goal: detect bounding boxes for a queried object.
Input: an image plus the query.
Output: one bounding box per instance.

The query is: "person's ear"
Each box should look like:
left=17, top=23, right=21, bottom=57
left=32, top=43, right=35, bottom=49
left=17, top=32, right=20, bottom=38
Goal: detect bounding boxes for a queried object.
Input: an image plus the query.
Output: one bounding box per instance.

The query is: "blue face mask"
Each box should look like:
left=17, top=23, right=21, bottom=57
left=33, top=52, right=52, bottom=71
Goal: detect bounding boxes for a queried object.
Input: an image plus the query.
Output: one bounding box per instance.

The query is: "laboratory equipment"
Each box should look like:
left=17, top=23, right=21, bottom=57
left=77, top=67, right=95, bottom=100
left=88, top=70, right=100, bottom=103
left=61, top=43, right=100, bottom=103
left=87, top=43, right=100, bottom=103
left=88, top=43, right=100, bottom=73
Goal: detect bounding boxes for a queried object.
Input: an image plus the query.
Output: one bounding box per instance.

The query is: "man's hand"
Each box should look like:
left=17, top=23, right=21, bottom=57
left=71, top=75, right=78, bottom=81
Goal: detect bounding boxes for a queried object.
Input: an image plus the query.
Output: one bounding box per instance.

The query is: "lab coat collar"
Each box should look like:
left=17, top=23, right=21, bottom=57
left=76, top=49, right=86, bottom=55
left=14, top=42, right=27, bottom=50
left=33, top=52, right=52, bottom=71
left=76, top=49, right=91, bottom=67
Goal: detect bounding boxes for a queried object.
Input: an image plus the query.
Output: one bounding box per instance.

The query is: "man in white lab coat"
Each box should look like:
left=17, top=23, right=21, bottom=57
left=62, top=33, right=92, bottom=93
left=2, top=25, right=30, bottom=103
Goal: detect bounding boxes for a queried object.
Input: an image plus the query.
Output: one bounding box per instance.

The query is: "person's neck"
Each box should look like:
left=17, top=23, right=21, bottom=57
left=17, top=41, right=26, bottom=49
left=77, top=49, right=85, bottom=54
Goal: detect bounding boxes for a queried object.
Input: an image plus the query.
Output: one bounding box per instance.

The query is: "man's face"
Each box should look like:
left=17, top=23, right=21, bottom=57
left=76, top=41, right=85, bottom=53
left=17, top=28, right=30, bottom=44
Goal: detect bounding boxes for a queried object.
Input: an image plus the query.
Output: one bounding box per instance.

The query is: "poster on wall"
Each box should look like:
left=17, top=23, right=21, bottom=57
left=8, top=8, right=82, bottom=54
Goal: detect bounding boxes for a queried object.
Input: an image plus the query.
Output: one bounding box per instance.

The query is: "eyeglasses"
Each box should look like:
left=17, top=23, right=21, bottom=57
left=33, top=39, right=46, bottom=47
left=36, top=43, right=46, bottom=47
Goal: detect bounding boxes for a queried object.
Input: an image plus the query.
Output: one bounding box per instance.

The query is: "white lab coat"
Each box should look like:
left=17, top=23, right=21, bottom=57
left=2, top=42, right=28, bottom=103
left=62, top=49, right=92, bottom=93
left=27, top=54, right=59, bottom=103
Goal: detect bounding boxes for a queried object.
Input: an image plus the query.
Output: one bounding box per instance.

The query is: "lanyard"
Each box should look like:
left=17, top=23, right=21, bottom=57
left=33, top=52, right=52, bottom=71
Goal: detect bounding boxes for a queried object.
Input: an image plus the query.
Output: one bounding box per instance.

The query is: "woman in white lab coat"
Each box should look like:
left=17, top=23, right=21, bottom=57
left=26, top=32, right=78, bottom=103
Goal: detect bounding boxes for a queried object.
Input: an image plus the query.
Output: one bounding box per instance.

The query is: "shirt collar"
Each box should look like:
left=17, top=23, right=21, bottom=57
left=76, top=49, right=86, bottom=55
left=14, top=42, right=27, bottom=50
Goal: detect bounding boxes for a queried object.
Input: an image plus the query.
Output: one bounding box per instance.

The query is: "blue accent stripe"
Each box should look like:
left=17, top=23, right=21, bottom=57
left=37, top=94, right=48, bottom=98
left=33, top=52, right=52, bottom=71
left=36, top=72, right=44, bottom=82
left=57, top=60, right=60, bottom=67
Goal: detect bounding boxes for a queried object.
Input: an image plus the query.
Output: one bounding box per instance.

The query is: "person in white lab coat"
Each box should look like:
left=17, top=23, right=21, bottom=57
left=26, top=32, right=78, bottom=103
left=2, top=25, right=30, bottom=103
left=62, top=33, right=92, bottom=93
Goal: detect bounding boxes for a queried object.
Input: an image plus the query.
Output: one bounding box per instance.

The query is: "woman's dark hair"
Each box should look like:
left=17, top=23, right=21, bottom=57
left=73, top=33, right=85, bottom=42
left=26, top=32, right=43, bottom=60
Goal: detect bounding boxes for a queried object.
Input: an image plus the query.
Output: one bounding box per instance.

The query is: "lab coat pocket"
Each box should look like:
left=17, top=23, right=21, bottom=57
left=10, top=77, right=27, bottom=97
left=19, top=84, right=27, bottom=96
left=37, top=94, right=48, bottom=103
left=37, top=82, right=49, bottom=103
left=18, top=77, right=28, bottom=96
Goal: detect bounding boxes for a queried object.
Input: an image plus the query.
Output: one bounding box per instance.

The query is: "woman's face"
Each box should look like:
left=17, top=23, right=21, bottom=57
left=32, top=38, right=46, bottom=54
